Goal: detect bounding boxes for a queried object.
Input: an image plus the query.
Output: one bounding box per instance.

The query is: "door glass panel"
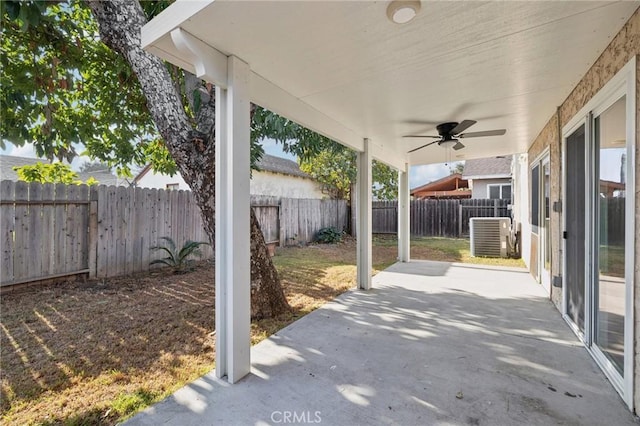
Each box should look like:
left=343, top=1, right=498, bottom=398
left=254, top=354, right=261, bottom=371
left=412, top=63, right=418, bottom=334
left=594, top=96, right=626, bottom=374
left=566, top=124, right=586, bottom=332
left=531, top=165, right=540, bottom=231
left=543, top=161, right=551, bottom=272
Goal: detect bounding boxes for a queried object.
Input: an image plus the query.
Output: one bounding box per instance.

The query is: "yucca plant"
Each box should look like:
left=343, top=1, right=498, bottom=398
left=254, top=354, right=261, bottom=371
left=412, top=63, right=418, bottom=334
left=150, top=237, right=210, bottom=273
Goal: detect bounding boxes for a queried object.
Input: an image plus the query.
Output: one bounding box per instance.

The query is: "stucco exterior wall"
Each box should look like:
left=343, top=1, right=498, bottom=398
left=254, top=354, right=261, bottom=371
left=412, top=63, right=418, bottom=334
left=136, top=169, right=190, bottom=190
left=470, top=178, right=511, bottom=199
left=526, top=7, right=639, bottom=409
left=136, top=168, right=325, bottom=200
left=250, top=172, right=325, bottom=199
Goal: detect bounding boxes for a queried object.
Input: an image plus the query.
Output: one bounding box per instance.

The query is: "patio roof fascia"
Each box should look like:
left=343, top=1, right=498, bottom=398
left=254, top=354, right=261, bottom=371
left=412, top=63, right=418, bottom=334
left=141, top=7, right=408, bottom=171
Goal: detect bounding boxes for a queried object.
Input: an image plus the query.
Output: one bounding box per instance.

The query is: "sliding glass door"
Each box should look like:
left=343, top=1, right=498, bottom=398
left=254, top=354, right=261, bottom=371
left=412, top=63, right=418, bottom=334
left=594, top=96, right=627, bottom=375
left=561, top=58, right=634, bottom=407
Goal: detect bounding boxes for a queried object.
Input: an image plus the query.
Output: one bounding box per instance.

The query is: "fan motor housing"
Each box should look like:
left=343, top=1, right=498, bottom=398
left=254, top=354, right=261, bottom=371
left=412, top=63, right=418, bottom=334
left=436, top=122, right=459, bottom=136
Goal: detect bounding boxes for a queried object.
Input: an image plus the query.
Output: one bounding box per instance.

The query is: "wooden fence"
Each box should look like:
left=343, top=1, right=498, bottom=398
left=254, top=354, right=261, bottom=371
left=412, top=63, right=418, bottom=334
left=372, top=199, right=511, bottom=237
left=0, top=180, right=347, bottom=286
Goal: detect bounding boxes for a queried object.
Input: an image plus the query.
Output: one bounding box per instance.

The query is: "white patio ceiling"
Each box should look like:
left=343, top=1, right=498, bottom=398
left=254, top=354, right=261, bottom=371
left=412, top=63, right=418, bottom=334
left=142, top=0, right=637, bottom=169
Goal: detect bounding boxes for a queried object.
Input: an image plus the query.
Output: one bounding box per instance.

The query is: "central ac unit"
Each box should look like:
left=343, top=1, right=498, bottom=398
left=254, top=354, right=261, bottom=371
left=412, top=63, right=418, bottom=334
left=470, top=217, right=511, bottom=258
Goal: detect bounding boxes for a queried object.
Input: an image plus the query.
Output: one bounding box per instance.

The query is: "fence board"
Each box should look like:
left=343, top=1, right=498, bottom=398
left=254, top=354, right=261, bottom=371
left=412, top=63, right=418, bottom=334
left=28, top=182, right=44, bottom=279
left=13, top=182, right=29, bottom=280
left=41, top=184, right=55, bottom=279
left=96, top=185, right=108, bottom=278
left=1, top=181, right=15, bottom=283
left=89, top=186, right=98, bottom=278
left=66, top=185, right=80, bottom=274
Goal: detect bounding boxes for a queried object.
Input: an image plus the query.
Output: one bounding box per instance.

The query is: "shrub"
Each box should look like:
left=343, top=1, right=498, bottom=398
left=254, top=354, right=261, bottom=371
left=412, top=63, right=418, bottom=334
left=150, top=237, right=209, bottom=273
left=315, top=227, right=342, bottom=244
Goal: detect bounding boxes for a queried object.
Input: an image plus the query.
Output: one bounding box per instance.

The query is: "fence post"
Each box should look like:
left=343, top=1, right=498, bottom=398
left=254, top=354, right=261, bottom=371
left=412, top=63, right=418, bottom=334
left=494, top=199, right=498, bottom=217
left=458, top=203, right=463, bottom=237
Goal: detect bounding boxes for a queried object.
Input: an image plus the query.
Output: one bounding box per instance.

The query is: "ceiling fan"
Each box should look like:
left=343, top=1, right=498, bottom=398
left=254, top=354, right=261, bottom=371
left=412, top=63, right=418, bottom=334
left=404, top=120, right=506, bottom=153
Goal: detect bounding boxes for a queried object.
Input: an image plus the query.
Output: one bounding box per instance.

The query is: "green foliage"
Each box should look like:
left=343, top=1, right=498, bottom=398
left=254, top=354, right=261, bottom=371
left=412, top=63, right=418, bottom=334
left=111, top=388, right=159, bottom=417
left=150, top=237, right=209, bottom=273
left=315, top=227, right=343, bottom=244
left=372, top=161, right=399, bottom=201
left=1, top=0, right=159, bottom=172
left=13, top=162, right=98, bottom=185
left=300, top=146, right=355, bottom=199
left=298, top=141, right=398, bottom=200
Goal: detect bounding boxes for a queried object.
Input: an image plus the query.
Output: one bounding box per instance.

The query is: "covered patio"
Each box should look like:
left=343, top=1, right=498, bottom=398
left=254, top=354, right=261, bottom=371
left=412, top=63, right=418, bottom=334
left=126, top=261, right=635, bottom=425
left=140, top=0, right=638, bottom=387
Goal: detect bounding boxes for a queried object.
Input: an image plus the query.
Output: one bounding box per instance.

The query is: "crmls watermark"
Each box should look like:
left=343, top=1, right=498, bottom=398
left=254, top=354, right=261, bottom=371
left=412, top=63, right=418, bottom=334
left=270, top=410, right=322, bottom=424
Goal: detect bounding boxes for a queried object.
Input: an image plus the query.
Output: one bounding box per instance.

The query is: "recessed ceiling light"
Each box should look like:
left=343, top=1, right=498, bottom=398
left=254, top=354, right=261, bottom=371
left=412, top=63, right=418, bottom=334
left=387, top=1, right=421, bottom=24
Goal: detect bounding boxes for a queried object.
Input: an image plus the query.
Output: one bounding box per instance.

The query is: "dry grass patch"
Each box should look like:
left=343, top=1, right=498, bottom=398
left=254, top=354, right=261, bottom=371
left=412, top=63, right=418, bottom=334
left=1, top=266, right=216, bottom=426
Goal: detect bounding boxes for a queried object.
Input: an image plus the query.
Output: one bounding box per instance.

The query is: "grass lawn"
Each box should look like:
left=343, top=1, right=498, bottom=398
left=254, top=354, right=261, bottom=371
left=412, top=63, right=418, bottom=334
left=1, top=236, right=524, bottom=425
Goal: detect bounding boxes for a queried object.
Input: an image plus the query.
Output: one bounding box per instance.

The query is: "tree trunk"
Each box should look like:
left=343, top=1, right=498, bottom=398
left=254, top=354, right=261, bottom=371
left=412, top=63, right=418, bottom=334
left=87, top=0, right=290, bottom=319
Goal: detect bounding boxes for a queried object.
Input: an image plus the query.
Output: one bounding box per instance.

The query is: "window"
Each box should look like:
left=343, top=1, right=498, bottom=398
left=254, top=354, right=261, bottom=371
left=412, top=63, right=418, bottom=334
left=487, top=183, right=512, bottom=200
left=166, top=183, right=179, bottom=190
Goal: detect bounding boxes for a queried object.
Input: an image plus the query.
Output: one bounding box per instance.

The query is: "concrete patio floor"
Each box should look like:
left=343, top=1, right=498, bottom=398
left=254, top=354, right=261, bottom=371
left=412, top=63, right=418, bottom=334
left=126, top=260, right=637, bottom=426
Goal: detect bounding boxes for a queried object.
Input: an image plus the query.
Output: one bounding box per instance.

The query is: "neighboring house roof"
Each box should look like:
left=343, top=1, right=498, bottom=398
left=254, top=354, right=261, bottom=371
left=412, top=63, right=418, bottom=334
left=410, top=173, right=471, bottom=199
left=256, top=154, right=309, bottom=178
left=133, top=153, right=310, bottom=184
left=0, top=155, right=121, bottom=186
left=599, top=179, right=625, bottom=196
left=462, top=156, right=513, bottom=179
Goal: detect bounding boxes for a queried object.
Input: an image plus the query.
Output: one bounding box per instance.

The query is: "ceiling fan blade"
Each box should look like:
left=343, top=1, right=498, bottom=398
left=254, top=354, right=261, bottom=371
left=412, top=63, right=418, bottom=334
left=453, top=141, right=465, bottom=151
left=402, top=135, right=441, bottom=139
left=458, top=129, right=506, bottom=138
left=451, top=120, right=477, bottom=135
left=408, top=140, right=439, bottom=153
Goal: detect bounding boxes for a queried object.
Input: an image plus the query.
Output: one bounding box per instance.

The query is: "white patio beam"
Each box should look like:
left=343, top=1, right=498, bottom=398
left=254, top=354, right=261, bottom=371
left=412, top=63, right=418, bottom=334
left=215, top=55, right=251, bottom=383
left=398, top=164, right=410, bottom=262
left=356, top=138, right=373, bottom=290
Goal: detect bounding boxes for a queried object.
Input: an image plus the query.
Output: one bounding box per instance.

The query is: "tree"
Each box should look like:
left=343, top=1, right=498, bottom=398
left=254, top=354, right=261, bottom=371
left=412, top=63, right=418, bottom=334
left=449, top=161, right=465, bottom=175
left=2, top=0, right=289, bottom=319
left=79, top=161, right=112, bottom=173
left=14, top=161, right=98, bottom=185
left=299, top=141, right=398, bottom=201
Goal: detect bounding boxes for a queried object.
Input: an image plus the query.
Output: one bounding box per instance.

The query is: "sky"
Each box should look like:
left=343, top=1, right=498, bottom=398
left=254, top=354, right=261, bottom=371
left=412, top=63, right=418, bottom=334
left=2, top=139, right=458, bottom=189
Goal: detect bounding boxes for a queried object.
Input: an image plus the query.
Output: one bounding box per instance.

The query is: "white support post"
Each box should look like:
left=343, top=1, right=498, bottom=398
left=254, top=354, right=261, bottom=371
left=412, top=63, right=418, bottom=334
left=214, top=55, right=251, bottom=384
left=398, top=164, right=410, bottom=262
left=357, top=139, right=373, bottom=290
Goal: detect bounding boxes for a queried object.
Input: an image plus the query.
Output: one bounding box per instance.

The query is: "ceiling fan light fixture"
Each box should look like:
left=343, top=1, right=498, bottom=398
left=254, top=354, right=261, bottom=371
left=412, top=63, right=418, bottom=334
left=439, top=139, right=457, bottom=149
left=387, top=0, right=421, bottom=24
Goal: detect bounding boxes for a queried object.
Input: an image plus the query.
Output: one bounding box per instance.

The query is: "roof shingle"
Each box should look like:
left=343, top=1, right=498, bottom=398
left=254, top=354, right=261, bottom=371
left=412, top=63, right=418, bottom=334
left=462, top=156, right=512, bottom=179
